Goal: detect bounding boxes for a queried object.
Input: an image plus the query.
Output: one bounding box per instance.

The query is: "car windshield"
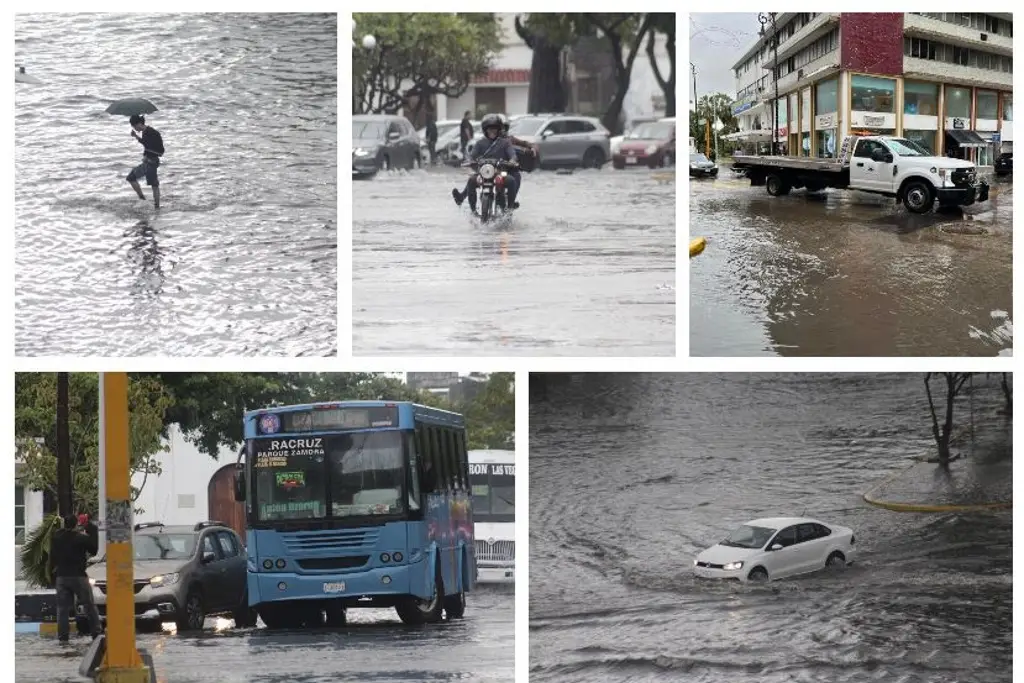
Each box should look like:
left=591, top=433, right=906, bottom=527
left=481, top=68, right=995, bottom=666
left=628, top=122, right=673, bottom=139
left=885, top=138, right=929, bottom=157
left=690, top=153, right=710, bottom=163
left=508, top=117, right=547, bottom=136
left=720, top=525, right=776, bottom=549
left=353, top=121, right=387, bottom=141
left=133, top=533, right=196, bottom=561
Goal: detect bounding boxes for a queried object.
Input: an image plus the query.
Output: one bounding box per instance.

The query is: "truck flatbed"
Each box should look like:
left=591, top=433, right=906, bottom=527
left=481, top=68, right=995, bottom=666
left=732, top=154, right=845, bottom=173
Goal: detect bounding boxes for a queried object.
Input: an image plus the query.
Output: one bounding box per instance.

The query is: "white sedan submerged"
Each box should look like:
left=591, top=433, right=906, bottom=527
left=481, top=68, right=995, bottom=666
left=693, top=517, right=855, bottom=582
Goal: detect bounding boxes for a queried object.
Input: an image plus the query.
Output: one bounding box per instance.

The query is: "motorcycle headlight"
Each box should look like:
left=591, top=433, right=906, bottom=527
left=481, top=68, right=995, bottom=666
left=479, top=163, right=497, bottom=180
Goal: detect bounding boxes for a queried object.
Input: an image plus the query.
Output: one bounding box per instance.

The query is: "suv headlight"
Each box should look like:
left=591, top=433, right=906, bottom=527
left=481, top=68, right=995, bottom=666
left=150, top=572, right=180, bottom=587
left=353, top=148, right=370, bottom=157
left=723, top=561, right=744, bottom=570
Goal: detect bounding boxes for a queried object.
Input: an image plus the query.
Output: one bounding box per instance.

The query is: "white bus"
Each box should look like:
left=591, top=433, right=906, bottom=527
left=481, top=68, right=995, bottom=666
left=468, top=449, right=514, bottom=584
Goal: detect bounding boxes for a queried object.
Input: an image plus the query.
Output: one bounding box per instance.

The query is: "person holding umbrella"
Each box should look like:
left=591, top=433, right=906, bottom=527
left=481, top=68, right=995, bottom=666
left=125, top=113, right=165, bottom=209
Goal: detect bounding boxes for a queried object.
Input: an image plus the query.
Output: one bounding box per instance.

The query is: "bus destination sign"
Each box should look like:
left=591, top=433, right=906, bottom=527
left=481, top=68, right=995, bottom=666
left=261, top=405, right=399, bottom=434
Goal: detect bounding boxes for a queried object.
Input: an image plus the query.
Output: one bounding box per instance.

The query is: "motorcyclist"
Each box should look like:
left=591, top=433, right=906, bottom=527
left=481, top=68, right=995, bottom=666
left=502, top=116, right=540, bottom=174
left=451, top=113, right=519, bottom=214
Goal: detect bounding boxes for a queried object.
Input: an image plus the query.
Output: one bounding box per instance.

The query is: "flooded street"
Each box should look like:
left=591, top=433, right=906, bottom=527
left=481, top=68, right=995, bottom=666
left=689, top=175, right=1012, bottom=356
left=15, top=14, right=337, bottom=356
left=15, top=588, right=513, bottom=682
left=352, top=168, right=675, bottom=356
left=530, top=373, right=1012, bottom=683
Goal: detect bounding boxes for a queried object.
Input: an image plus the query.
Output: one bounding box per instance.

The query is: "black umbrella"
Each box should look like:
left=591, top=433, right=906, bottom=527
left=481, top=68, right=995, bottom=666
left=105, top=98, right=157, bottom=116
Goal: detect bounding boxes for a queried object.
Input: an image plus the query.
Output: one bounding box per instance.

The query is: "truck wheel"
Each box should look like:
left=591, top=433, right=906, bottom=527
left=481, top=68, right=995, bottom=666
left=903, top=180, right=934, bottom=214
left=766, top=174, right=791, bottom=196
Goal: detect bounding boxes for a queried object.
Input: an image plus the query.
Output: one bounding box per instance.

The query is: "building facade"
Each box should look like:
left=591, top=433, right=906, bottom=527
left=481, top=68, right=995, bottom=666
left=729, top=13, right=1012, bottom=165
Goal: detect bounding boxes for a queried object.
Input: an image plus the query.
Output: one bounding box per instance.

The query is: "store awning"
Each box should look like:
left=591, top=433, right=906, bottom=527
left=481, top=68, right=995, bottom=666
left=946, top=129, right=989, bottom=148
left=723, top=130, right=773, bottom=142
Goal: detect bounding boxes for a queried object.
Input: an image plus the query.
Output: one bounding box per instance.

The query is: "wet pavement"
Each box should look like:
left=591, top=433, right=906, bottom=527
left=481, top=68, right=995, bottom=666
left=15, top=14, right=337, bottom=356
left=530, top=373, right=1012, bottom=683
left=352, top=167, right=675, bottom=356
left=15, top=587, right=513, bottom=682
left=689, top=172, right=1012, bottom=356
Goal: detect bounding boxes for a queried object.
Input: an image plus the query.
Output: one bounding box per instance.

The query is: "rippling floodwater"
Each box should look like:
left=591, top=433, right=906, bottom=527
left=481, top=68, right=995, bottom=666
left=690, top=176, right=1013, bottom=356
left=15, top=589, right=513, bottom=682
left=15, top=13, right=337, bottom=356
left=530, top=373, right=1012, bottom=683
left=352, top=168, right=675, bottom=356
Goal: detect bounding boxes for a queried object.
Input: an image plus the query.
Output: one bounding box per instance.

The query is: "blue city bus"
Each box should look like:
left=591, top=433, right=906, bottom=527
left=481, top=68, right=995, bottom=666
left=233, top=400, right=476, bottom=628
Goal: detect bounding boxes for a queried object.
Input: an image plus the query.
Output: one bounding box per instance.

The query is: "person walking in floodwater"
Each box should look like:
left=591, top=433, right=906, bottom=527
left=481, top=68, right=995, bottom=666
left=126, top=114, right=164, bottom=209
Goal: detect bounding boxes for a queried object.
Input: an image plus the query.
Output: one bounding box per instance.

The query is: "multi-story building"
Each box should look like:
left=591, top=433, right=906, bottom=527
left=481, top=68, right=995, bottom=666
left=729, top=13, right=1012, bottom=165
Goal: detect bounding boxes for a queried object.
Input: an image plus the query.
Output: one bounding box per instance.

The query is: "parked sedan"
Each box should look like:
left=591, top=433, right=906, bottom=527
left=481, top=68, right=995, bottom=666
left=689, top=152, right=718, bottom=178
left=353, top=114, right=421, bottom=178
left=610, top=116, right=659, bottom=156
left=613, top=120, right=675, bottom=169
left=693, top=517, right=856, bottom=582
left=995, top=152, right=1012, bottom=176
left=81, top=521, right=255, bottom=632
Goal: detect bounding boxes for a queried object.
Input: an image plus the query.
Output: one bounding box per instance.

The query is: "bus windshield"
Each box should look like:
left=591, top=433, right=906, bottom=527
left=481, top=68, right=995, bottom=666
left=252, top=431, right=405, bottom=522
left=469, top=463, right=514, bottom=523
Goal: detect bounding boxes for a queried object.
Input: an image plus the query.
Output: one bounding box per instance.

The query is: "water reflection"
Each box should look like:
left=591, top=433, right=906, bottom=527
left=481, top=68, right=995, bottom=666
left=125, top=218, right=165, bottom=297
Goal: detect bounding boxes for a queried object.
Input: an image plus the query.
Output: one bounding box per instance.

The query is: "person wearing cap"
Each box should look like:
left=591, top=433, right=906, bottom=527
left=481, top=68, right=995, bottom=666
left=49, top=514, right=103, bottom=643
left=125, top=114, right=165, bottom=209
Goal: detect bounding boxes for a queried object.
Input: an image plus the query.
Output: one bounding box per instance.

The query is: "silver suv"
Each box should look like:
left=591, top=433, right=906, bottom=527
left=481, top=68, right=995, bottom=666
left=507, top=114, right=611, bottom=169
left=82, top=521, right=254, bottom=632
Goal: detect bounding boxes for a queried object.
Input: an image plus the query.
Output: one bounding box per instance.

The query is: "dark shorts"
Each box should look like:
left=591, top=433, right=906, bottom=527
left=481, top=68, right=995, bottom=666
left=127, top=156, right=160, bottom=187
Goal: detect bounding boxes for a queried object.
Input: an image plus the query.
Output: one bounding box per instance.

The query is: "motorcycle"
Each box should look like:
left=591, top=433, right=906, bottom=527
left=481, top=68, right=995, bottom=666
left=465, top=158, right=518, bottom=222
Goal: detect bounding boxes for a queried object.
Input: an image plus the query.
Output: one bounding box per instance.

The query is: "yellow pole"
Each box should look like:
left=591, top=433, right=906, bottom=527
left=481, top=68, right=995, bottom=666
left=97, top=372, right=150, bottom=683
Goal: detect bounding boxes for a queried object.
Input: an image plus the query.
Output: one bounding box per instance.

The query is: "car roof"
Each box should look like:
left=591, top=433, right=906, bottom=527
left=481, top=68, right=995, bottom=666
left=744, top=517, right=828, bottom=529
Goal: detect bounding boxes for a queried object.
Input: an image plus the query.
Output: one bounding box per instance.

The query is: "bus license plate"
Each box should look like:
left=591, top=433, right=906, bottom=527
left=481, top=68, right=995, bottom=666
left=323, top=582, right=345, bottom=593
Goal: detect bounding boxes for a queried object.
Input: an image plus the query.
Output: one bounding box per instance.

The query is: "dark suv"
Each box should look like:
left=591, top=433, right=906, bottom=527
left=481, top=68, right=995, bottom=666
left=81, top=521, right=254, bottom=633
left=995, top=152, right=1012, bottom=176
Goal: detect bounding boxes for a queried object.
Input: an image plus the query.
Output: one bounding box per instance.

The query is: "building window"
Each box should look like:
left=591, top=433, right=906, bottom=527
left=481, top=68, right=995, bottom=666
left=904, top=81, right=939, bottom=116
left=1003, top=94, right=1013, bottom=121
left=851, top=74, right=895, bottom=113
left=945, top=87, right=972, bottom=119
left=816, top=129, right=837, bottom=158
left=15, top=485, right=25, bottom=545
left=976, top=91, right=999, bottom=120
left=815, top=77, right=838, bottom=115
left=903, top=130, right=937, bottom=155
left=905, top=37, right=937, bottom=60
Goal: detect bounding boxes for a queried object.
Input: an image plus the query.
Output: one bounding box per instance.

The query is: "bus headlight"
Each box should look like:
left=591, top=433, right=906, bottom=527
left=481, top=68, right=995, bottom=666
left=263, top=559, right=274, bottom=569
left=275, top=559, right=286, bottom=569
left=393, top=552, right=403, bottom=562
left=381, top=553, right=391, bottom=563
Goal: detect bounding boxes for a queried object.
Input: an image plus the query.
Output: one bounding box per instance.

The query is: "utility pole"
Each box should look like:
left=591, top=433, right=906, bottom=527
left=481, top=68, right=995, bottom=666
left=56, top=373, right=72, bottom=518
left=758, top=12, right=780, bottom=156
left=690, top=62, right=698, bottom=111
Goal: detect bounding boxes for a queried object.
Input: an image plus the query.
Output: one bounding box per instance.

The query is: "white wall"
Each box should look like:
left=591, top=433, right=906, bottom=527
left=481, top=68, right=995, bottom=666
left=132, top=425, right=238, bottom=526
left=904, top=57, right=1012, bottom=90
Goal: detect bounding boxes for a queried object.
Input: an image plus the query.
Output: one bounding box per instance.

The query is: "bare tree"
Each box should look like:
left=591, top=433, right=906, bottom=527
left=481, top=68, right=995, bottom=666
left=924, top=373, right=972, bottom=467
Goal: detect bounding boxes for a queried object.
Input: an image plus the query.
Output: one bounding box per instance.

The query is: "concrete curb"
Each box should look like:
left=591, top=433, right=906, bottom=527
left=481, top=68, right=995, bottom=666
left=862, top=461, right=1012, bottom=513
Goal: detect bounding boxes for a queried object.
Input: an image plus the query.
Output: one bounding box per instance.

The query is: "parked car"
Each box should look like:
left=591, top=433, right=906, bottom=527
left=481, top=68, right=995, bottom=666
left=689, top=152, right=718, bottom=178
left=417, top=119, right=463, bottom=165
left=995, top=152, right=1012, bottom=176
left=610, top=116, right=660, bottom=156
left=436, top=120, right=480, bottom=165
left=693, top=517, right=856, bottom=583
left=353, top=114, right=421, bottom=178
left=507, top=114, right=611, bottom=169
left=81, top=521, right=255, bottom=632
left=613, top=120, right=675, bottom=169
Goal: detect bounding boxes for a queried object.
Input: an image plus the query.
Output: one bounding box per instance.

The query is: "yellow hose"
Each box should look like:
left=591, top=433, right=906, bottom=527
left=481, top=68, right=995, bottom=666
left=689, top=237, right=706, bottom=258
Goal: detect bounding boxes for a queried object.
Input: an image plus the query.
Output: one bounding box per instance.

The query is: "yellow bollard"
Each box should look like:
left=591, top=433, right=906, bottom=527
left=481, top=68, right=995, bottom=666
left=689, top=237, right=707, bottom=258
left=96, top=372, right=150, bottom=683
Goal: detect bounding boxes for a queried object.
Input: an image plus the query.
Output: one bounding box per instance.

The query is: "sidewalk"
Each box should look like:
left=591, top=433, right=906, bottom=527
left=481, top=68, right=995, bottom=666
left=864, top=449, right=1011, bottom=512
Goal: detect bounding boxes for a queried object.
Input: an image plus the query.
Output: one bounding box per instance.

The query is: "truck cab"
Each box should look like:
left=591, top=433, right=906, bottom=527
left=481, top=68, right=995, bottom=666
left=844, top=135, right=988, bottom=213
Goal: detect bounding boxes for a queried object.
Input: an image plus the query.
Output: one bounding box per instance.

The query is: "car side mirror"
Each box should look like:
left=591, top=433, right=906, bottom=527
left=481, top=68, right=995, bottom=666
left=202, top=551, right=216, bottom=564
left=388, top=131, right=400, bottom=141
left=233, top=472, right=245, bottom=502
left=770, top=543, right=783, bottom=551
left=541, top=130, right=552, bottom=139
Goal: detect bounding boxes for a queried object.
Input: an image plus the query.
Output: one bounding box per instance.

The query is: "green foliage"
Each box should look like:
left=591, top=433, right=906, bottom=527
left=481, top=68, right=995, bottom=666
left=690, top=93, right=739, bottom=154
left=19, top=513, right=61, bottom=589
left=15, top=373, right=171, bottom=515
left=353, top=13, right=501, bottom=114
left=461, top=373, right=515, bottom=449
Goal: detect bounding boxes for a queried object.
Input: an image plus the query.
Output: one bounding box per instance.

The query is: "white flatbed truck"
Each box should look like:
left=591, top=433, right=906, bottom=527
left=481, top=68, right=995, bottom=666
left=731, top=135, right=989, bottom=214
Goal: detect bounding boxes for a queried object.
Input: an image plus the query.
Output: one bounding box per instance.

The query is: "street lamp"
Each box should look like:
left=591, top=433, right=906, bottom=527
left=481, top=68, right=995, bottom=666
left=758, top=12, right=779, bottom=156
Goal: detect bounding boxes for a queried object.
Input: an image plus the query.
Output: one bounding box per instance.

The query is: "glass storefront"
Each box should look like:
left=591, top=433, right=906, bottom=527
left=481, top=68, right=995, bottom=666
left=1001, top=93, right=1012, bottom=121
left=851, top=74, right=895, bottom=113
left=976, top=91, right=998, bottom=120
left=816, top=129, right=837, bottom=158
left=945, top=86, right=972, bottom=118
left=903, top=129, right=938, bottom=154
left=904, top=81, right=939, bottom=116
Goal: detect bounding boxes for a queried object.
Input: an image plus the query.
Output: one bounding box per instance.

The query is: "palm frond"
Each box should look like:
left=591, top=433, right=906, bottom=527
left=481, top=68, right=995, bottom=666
left=19, top=513, right=61, bottom=589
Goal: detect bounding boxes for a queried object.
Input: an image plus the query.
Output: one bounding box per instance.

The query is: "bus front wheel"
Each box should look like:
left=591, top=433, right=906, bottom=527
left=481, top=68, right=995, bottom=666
left=396, top=560, right=444, bottom=625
